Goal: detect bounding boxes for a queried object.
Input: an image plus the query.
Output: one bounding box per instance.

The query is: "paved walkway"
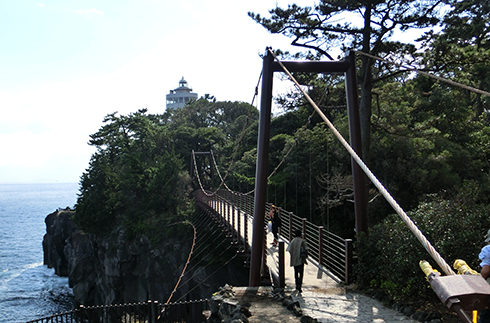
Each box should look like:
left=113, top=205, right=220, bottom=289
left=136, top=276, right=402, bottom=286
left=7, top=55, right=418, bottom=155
left=213, top=204, right=417, bottom=322
left=265, top=234, right=417, bottom=323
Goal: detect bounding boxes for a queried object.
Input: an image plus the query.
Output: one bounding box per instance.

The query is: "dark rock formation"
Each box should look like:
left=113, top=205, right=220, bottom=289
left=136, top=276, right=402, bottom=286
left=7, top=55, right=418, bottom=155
left=43, top=208, right=75, bottom=277
left=43, top=209, right=248, bottom=307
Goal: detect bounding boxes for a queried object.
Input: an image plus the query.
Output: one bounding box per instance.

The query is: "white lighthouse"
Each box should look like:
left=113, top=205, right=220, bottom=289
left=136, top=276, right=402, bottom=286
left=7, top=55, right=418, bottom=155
left=166, top=77, right=198, bottom=110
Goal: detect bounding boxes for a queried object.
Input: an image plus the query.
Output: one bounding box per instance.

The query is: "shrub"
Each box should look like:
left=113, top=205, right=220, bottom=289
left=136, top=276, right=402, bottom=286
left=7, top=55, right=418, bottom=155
left=355, top=181, right=490, bottom=302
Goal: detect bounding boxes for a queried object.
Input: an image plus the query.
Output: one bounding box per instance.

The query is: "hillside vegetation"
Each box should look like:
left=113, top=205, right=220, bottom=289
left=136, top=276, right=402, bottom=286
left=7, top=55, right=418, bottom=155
left=74, top=0, right=490, bottom=304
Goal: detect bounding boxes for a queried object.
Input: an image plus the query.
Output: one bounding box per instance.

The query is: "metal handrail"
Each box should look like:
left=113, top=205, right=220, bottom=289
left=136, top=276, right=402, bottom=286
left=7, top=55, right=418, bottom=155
left=200, top=190, right=353, bottom=284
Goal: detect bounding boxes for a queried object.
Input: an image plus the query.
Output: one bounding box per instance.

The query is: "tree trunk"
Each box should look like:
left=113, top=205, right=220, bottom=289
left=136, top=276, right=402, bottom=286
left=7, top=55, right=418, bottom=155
left=359, top=3, right=373, bottom=165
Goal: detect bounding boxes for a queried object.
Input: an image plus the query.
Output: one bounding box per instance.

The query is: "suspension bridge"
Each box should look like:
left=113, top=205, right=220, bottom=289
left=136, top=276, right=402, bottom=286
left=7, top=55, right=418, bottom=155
left=188, top=48, right=490, bottom=323
left=28, top=48, right=490, bottom=323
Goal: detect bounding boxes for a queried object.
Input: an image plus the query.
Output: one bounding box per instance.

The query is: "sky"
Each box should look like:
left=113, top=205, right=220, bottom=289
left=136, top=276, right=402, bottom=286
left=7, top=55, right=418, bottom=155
left=0, top=0, right=427, bottom=184
left=0, top=0, right=320, bottom=184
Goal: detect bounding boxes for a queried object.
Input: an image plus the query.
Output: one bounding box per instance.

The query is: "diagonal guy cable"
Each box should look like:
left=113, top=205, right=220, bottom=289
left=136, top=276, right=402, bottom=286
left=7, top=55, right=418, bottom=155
left=356, top=50, right=490, bottom=98
left=268, top=47, right=455, bottom=276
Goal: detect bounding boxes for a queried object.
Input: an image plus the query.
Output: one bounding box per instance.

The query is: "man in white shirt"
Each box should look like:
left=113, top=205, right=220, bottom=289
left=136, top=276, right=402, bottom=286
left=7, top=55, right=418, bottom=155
left=287, top=229, right=308, bottom=293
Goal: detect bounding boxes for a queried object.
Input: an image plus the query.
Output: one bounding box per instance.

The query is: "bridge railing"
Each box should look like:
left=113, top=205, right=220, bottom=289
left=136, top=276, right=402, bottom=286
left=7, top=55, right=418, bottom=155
left=26, top=299, right=209, bottom=323
left=200, top=190, right=352, bottom=285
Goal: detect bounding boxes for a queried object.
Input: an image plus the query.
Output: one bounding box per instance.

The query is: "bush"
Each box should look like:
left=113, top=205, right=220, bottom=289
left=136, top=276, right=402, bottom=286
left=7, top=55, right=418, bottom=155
left=355, top=181, right=490, bottom=302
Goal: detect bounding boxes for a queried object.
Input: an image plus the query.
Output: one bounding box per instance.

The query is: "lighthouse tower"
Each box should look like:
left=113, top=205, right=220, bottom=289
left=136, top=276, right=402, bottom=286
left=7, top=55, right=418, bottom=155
left=166, top=77, right=198, bottom=110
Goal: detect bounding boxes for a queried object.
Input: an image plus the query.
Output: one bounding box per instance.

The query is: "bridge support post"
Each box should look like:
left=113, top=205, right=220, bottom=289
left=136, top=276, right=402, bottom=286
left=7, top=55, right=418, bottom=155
left=249, top=48, right=368, bottom=287
left=250, top=48, right=274, bottom=287
left=345, top=51, right=369, bottom=235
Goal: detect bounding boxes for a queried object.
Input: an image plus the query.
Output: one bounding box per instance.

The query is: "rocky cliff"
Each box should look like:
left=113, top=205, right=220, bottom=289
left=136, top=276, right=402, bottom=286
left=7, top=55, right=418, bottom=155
left=43, top=209, right=248, bottom=307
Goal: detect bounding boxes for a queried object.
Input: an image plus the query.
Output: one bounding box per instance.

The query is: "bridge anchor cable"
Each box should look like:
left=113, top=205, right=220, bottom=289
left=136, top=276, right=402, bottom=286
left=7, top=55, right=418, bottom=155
left=267, top=48, right=455, bottom=276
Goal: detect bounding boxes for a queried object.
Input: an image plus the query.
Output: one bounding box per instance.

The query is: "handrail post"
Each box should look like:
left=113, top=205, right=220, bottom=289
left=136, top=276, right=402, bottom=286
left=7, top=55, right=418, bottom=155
left=319, top=226, right=324, bottom=266
left=154, top=301, right=159, bottom=323
left=345, top=239, right=353, bottom=285
left=244, top=211, right=248, bottom=251
left=302, top=218, right=307, bottom=236
left=232, top=204, right=236, bottom=242
left=262, top=227, right=267, bottom=277
left=278, top=207, right=282, bottom=239
left=239, top=194, right=243, bottom=213
left=227, top=202, right=231, bottom=235
left=148, top=300, right=153, bottom=323
left=238, top=207, right=242, bottom=250
left=289, top=212, right=293, bottom=242
left=279, top=241, right=285, bottom=288
left=219, top=196, right=223, bottom=220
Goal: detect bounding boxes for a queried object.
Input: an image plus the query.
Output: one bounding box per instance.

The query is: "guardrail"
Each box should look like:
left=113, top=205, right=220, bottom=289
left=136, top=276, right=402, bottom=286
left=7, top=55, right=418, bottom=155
left=200, top=190, right=352, bottom=284
left=25, top=299, right=209, bottom=323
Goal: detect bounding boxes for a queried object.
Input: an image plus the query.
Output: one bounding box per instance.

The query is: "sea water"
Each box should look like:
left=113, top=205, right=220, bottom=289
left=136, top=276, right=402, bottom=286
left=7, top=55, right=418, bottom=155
left=0, top=183, right=79, bottom=322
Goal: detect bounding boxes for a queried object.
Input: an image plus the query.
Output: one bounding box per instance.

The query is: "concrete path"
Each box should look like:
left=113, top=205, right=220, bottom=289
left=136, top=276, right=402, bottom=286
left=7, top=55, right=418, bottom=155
left=215, top=204, right=416, bottom=322
left=265, top=235, right=417, bottom=323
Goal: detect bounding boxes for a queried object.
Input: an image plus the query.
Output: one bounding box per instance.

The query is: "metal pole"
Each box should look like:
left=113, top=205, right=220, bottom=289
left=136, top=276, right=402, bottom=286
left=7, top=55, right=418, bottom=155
left=279, top=242, right=285, bottom=288
left=250, top=48, right=274, bottom=287
left=319, top=226, right=324, bottom=266
left=345, top=239, right=353, bottom=285
left=345, top=51, right=369, bottom=235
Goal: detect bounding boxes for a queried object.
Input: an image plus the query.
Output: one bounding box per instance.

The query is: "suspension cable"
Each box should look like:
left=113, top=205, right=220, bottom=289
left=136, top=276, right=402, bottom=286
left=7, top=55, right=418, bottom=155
left=185, top=233, right=231, bottom=274
left=355, top=50, right=490, bottom=98
left=267, top=47, right=455, bottom=276
left=197, top=71, right=264, bottom=197
left=174, top=244, right=235, bottom=296
left=173, top=253, right=239, bottom=303
left=157, top=221, right=197, bottom=320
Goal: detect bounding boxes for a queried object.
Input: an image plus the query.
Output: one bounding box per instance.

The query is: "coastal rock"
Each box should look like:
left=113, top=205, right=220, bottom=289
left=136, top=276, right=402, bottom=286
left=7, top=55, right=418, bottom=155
left=43, top=209, right=75, bottom=276
left=43, top=209, right=248, bottom=307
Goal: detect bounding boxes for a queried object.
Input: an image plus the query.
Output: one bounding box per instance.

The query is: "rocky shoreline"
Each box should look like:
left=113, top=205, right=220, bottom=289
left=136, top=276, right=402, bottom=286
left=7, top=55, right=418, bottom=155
left=42, top=209, right=248, bottom=307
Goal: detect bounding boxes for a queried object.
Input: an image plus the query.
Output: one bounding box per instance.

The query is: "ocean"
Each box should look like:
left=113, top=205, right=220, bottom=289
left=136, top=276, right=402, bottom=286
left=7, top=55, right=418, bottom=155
left=0, top=183, right=79, bottom=323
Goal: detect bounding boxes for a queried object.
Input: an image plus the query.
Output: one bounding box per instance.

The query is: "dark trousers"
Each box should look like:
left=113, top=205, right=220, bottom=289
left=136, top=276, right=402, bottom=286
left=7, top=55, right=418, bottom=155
left=294, top=264, right=304, bottom=291
left=272, top=226, right=279, bottom=241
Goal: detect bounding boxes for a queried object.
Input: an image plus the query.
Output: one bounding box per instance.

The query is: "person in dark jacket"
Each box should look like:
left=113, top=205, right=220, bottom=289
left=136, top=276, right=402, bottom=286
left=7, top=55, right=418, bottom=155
left=268, top=205, right=281, bottom=247
left=287, top=229, right=308, bottom=293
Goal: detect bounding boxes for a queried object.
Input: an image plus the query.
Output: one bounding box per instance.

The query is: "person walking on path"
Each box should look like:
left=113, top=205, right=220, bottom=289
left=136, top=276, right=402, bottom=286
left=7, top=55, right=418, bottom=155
left=287, top=229, right=309, bottom=293
left=268, top=205, right=281, bottom=247
left=478, top=229, right=490, bottom=323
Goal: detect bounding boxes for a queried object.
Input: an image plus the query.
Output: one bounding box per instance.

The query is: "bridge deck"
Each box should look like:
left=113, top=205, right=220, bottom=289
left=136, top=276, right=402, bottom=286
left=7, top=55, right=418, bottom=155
left=265, top=235, right=417, bottom=322
left=204, top=197, right=417, bottom=322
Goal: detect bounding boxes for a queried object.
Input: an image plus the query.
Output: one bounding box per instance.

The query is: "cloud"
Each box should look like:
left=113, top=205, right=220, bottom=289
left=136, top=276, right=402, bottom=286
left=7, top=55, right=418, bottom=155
left=37, top=3, right=45, bottom=7
left=77, top=8, right=104, bottom=15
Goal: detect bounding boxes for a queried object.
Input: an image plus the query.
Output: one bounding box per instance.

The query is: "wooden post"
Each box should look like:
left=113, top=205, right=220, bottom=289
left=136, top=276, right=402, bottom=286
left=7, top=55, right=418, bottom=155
left=244, top=210, right=248, bottom=251
left=237, top=207, right=242, bottom=250
left=227, top=202, right=231, bottom=236
left=319, top=226, right=324, bottom=266
left=345, top=239, right=353, bottom=285
left=279, top=242, right=285, bottom=288
left=251, top=49, right=274, bottom=288
left=262, top=227, right=267, bottom=277
left=232, top=204, right=236, bottom=242
left=345, top=51, right=368, bottom=235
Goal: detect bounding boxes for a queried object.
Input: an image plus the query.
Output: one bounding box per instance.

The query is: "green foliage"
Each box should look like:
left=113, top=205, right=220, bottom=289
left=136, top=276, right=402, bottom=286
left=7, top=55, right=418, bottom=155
left=74, top=100, right=259, bottom=237
left=355, top=181, right=490, bottom=301
left=75, top=109, right=191, bottom=236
